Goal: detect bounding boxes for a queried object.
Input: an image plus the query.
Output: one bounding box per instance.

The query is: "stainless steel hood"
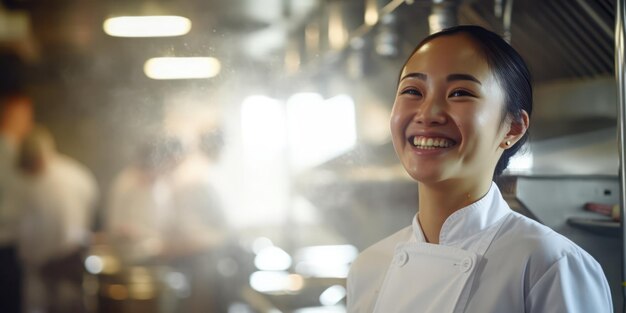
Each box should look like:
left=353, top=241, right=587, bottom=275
left=462, top=0, right=615, bottom=82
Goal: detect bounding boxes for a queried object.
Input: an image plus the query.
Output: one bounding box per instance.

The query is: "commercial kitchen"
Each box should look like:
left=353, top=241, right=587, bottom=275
left=0, top=0, right=624, bottom=312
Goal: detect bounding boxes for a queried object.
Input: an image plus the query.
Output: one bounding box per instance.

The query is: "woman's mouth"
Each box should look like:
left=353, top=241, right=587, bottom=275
left=409, top=136, right=457, bottom=149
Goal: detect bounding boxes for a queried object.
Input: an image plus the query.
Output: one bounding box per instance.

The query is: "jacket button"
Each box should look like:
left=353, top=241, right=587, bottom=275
left=461, top=257, right=473, bottom=272
left=395, top=251, right=409, bottom=267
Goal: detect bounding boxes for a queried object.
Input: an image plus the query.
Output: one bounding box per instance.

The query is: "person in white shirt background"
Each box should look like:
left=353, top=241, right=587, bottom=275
left=0, top=90, right=33, bottom=313
left=16, top=125, right=99, bottom=313
left=105, top=136, right=183, bottom=264
left=347, top=25, right=613, bottom=313
left=164, top=129, right=230, bottom=313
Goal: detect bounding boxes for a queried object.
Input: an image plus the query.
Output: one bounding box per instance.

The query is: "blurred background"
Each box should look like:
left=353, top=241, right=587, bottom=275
left=0, top=0, right=622, bottom=312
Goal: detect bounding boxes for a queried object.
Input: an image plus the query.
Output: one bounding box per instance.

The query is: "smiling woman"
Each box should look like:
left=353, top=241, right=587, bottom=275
left=346, top=25, right=613, bottom=313
left=391, top=34, right=510, bottom=188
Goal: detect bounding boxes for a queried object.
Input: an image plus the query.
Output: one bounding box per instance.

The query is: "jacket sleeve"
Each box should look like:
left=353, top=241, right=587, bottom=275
left=525, top=250, right=613, bottom=313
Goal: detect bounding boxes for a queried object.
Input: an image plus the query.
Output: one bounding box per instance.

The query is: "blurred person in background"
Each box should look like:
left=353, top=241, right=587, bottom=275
left=105, top=136, right=183, bottom=264
left=164, top=129, right=230, bottom=313
left=0, top=90, right=33, bottom=313
left=16, top=125, right=99, bottom=313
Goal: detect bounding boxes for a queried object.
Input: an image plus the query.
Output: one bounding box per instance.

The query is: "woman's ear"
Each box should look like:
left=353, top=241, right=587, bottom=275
left=501, top=110, right=529, bottom=148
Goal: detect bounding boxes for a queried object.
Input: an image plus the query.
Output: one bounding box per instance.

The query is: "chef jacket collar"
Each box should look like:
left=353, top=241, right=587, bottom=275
left=412, top=182, right=511, bottom=247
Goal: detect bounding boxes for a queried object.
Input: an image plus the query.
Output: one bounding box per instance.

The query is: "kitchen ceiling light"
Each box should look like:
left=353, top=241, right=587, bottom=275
left=103, top=16, right=191, bottom=37
left=143, top=57, right=221, bottom=80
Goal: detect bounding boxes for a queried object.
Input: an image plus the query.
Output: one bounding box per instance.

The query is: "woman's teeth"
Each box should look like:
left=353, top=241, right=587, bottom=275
left=411, top=136, right=454, bottom=149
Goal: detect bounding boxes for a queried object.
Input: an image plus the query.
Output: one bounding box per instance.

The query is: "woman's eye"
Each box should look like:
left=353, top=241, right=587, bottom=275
left=401, top=89, right=422, bottom=96
left=449, top=89, right=473, bottom=97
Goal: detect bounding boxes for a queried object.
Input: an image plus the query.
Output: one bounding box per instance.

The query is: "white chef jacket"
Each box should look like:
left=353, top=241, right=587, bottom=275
left=17, top=154, right=98, bottom=266
left=168, top=153, right=227, bottom=248
left=17, top=154, right=98, bottom=313
left=105, top=167, right=172, bottom=262
left=347, top=182, right=612, bottom=313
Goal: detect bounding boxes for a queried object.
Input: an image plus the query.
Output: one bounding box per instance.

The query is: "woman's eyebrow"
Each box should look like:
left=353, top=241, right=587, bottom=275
left=447, top=73, right=482, bottom=85
left=399, top=72, right=482, bottom=85
left=399, top=72, right=427, bottom=82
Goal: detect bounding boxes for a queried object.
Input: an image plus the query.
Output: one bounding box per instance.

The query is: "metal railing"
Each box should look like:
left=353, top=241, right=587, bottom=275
left=615, top=0, right=626, bottom=312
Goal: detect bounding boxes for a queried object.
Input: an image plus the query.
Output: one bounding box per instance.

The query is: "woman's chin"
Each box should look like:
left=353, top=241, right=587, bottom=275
left=404, top=167, right=448, bottom=184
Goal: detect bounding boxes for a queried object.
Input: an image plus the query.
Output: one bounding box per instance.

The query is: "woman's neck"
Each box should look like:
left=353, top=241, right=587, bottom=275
left=417, top=178, right=493, bottom=244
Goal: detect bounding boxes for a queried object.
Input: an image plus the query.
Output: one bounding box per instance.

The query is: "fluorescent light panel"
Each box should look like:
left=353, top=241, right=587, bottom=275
left=103, top=16, right=191, bottom=37
left=144, top=57, right=221, bottom=80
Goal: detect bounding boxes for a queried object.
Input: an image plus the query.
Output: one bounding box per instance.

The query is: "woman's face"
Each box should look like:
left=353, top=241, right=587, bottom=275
left=390, top=33, right=511, bottom=184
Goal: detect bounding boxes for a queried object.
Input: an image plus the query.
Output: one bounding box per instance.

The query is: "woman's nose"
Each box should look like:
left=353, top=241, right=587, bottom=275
left=414, top=97, right=447, bottom=125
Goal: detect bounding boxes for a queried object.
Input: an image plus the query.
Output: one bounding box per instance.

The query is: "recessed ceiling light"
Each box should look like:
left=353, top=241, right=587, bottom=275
left=103, top=16, right=191, bottom=37
left=143, top=57, right=221, bottom=80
